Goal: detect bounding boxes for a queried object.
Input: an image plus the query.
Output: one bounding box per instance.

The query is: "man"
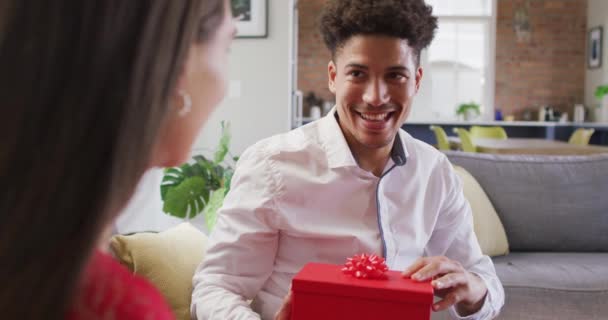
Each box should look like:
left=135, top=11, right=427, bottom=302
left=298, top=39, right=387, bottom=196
left=191, top=0, right=504, bottom=319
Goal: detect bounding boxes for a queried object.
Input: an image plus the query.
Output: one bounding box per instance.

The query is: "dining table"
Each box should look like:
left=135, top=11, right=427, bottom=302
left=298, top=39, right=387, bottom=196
left=447, top=137, right=608, bottom=155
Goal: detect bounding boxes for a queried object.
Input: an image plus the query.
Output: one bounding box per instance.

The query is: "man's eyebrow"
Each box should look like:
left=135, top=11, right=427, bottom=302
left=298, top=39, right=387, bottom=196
left=344, top=63, right=368, bottom=69
left=343, top=64, right=411, bottom=72
left=386, top=66, right=410, bottom=72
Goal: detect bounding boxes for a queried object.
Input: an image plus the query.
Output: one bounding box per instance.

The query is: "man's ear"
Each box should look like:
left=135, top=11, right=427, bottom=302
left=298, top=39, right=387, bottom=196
left=415, top=66, right=423, bottom=94
left=328, top=60, right=337, bottom=94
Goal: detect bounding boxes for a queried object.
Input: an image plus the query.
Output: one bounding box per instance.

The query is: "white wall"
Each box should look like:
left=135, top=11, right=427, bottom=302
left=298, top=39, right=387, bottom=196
left=115, top=168, right=183, bottom=234
left=192, top=0, right=292, bottom=156
left=116, top=0, right=293, bottom=234
left=585, top=0, right=608, bottom=109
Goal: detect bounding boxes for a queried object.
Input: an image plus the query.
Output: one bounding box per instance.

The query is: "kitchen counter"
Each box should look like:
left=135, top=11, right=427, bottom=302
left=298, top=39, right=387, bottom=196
left=407, top=120, right=568, bottom=126
left=406, top=120, right=608, bottom=128
left=403, top=121, right=608, bottom=146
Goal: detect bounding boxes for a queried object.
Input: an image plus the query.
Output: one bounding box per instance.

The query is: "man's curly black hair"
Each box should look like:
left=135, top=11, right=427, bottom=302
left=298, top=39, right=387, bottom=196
left=319, top=0, right=438, bottom=65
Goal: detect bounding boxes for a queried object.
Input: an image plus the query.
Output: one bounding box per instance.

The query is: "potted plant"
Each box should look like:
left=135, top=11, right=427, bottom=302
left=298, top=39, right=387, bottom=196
left=160, top=122, right=237, bottom=231
left=595, top=85, right=608, bottom=122
left=456, top=102, right=481, bottom=121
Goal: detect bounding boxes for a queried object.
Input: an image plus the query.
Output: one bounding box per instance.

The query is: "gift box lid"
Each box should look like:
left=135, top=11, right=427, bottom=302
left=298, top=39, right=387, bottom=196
left=292, top=263, right=434, bottom=305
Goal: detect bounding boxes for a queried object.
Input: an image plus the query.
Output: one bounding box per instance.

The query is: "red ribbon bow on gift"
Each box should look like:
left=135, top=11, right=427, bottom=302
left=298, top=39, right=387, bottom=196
left=341, top=253, right=389, bottom=279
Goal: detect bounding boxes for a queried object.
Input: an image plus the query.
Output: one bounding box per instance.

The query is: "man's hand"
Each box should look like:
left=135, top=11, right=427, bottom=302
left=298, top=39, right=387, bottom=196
left=274, top=290, right=292, bottom=320
left=402, top=256, right=488, bottom=316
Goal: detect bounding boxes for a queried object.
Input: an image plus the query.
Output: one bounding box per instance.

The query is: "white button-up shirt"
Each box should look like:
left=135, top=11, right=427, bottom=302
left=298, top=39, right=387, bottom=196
left=192, top=111, right=504, bottom=320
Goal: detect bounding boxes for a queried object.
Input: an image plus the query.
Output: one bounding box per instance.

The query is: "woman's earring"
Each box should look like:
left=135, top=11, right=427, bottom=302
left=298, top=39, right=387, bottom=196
left=177, top=90, right=192, bottom=117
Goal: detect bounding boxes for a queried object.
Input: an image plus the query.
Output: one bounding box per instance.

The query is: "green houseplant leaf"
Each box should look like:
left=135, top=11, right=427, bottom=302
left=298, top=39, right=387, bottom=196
left=202, top=187, right=226, bottom=230
left=222, top=168, right=234, bottom=191
left=160, top=167, right=185, bottom=201
left=160, top=122, right=237, bottom=231
left=596, top=85, right=608, bottom=100
left=193, top=155, right=222, bottom=190
left=456, top=102, right=481, bottom=116
left=214, top=121, right=231, bottom=164
left=162, top=176, right=208, bottom=219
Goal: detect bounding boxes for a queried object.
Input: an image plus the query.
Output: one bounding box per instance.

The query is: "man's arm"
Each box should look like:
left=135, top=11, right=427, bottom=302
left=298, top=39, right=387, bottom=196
left=408, top=156, right=504, bottom=319
left=191, top=143, right=281, bottom=320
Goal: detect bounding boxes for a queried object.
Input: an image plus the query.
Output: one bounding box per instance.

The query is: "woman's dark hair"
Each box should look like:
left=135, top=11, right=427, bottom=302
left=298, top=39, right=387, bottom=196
left=319, top=0, right=438, bottom=65
left=0, top=0, right=225, bottom=318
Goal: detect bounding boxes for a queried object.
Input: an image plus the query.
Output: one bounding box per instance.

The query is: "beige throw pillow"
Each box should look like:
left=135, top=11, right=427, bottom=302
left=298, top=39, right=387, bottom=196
left=453, top=166, right=509, bottom=257
left=110, top=223, right=207, bottom=320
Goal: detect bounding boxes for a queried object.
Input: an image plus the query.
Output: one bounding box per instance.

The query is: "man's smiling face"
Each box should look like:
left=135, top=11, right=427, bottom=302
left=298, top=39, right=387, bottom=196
left=329, top=34, right=422, bottom=150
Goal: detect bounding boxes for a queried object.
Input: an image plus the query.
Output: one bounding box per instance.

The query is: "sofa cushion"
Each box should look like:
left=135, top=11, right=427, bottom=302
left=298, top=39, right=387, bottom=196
left=453, top=166, right=509, bottom=257
left=492, top=252, right=608, bottom=319
left=446, top=152, right=608, bottom=252
left=493, top=252, right=608, bottom=291
left=110, top=223, right=207, bottom=320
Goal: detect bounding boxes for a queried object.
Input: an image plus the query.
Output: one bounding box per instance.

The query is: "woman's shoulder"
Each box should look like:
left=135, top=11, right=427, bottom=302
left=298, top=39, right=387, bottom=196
left=67, top=250, right=174, bottom=320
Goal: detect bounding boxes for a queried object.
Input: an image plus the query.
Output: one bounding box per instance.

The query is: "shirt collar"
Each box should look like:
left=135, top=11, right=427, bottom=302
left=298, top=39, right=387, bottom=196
left=317, top=107, right=409, bottom=169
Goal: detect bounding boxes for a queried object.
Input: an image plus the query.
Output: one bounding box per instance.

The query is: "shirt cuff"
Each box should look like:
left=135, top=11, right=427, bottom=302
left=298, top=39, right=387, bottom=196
left=447, top=273, right=495, bottom=320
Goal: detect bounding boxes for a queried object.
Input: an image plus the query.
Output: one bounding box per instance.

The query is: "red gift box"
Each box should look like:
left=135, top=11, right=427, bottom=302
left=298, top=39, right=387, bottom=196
left=291, top=262, right=434, bottom=320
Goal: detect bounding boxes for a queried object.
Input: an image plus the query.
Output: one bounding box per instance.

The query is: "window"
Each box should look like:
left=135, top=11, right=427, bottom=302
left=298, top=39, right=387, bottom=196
left=410, top=0, right=496, bottom=121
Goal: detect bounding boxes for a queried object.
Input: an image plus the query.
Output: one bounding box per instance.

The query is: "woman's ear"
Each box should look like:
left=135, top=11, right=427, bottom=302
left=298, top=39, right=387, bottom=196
left=149, top=34, right=230, bottom=169
left=148, top=48, right=194, bottom=167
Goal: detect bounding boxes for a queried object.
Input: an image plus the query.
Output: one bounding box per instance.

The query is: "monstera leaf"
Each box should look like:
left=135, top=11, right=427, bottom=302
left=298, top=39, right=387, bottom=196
left=160, top=167, right=184, bottom=201
left=160, top=121, right=236, bottom=230
left=162, top=176, right=208, bottom=219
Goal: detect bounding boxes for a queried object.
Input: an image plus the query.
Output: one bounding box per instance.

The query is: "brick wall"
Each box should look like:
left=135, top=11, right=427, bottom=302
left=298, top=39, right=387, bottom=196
left=298, top=0, right=332, bottom=116
left=298, top=0, right=588, bottom=119
left=496, top=0, right=587, bottom=118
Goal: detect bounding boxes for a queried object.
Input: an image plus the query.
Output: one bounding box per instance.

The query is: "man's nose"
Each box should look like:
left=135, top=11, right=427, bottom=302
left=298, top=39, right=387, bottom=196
left=362, top=79, right=390, bottom=107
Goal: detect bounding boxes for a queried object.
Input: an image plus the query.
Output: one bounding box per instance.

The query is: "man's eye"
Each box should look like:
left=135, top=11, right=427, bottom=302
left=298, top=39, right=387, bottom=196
left=388, top=72, right=405, bottom=80
left=349, top=70, right=364, bottom=77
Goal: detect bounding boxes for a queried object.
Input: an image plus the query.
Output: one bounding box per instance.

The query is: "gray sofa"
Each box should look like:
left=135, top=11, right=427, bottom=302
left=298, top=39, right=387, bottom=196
left=112, top=151, right=608, bottom=320
left=445, top=151, right=608, bottom=320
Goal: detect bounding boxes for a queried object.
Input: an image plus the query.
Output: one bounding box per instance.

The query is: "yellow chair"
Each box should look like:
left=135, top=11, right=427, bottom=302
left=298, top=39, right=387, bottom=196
left=470, top=126, right=508, bottom=140
left=429, top=125, right=450, bottom=150
left=568, top=128, right=595, bottom=146
left=453, top=128, right=476, bottom=152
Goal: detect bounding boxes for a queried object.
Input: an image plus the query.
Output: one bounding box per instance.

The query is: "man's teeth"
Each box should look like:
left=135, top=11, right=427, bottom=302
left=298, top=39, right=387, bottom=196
left=360, top=112, right=389, bottom=121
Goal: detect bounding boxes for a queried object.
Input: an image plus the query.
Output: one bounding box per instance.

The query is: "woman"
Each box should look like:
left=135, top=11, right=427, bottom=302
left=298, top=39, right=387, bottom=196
left=0, top=0, right=235, bottom=319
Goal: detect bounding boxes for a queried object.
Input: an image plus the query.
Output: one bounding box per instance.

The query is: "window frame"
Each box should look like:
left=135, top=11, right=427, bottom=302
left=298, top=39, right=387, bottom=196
left=428, top=0, right=497, bottom=121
